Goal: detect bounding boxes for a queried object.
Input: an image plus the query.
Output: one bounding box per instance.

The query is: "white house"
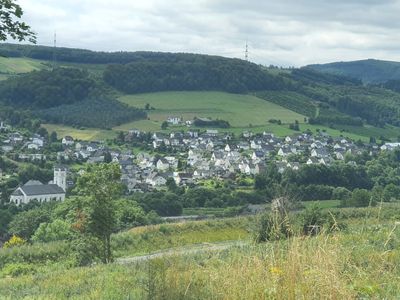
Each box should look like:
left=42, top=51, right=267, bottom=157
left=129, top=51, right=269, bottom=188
left=62, top=136, right=74, bottom=146
left=167, top=116, right=182, bottom=125
left=156, top=158, right=170, bottom=171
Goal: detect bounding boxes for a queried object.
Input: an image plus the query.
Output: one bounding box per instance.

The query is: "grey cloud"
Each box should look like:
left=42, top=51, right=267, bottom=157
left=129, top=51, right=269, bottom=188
left=14, top=0, right=400, bottom=66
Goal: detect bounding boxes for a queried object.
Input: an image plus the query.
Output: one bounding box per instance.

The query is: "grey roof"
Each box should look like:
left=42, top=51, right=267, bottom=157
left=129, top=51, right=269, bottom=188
left=25, top=180, right=43, bottom=186
left=11, top=189, right=23, bottom=196
left=20, top=184, right=65, bottom=196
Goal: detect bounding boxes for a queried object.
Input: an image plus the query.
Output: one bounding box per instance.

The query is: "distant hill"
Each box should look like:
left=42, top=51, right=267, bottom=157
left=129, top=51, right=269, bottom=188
left=2, top=43, right=400, bottom=135
left=306, top=59, right=400, bottom=84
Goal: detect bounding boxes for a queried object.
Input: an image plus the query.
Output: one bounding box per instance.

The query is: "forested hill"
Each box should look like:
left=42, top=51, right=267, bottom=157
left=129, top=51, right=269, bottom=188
left=306, top=59, right=400, bottom=84
left=0, top=67, right=147, bottom=129
left=103, top=58, right=287, bottom=94
left=3, top=43, right=400, bottom=129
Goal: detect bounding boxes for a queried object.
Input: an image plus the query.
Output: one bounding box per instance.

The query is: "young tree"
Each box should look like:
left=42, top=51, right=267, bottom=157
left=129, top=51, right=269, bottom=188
left=161, top=121, right=168, bottom=130
left=76, top=163, right=123, bottom=263
left=0, top=0, right=35, bottom=42
left=49, top=131, right=58, bottom=143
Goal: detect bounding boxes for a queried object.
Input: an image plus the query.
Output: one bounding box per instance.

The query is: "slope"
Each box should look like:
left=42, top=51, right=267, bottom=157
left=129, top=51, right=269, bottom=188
left=306, top=59, right=400, bottom=84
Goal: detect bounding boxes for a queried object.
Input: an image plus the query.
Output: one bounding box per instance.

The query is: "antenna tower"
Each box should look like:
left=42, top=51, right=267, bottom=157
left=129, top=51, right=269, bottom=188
left=52, top=31, right=57, bottom=70
left=245, top=41, right=249, bottom=61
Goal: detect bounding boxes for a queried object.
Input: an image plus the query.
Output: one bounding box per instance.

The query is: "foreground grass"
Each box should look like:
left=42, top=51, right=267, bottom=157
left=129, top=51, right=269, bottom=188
left=112, top=218, right=251, bottom=258
left=1, top=217, right=399, bottom=299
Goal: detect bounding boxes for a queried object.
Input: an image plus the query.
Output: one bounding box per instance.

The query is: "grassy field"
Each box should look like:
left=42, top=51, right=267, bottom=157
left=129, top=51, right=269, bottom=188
left=0, top=57, right=45, bottom=75
left=1, top=208, right=399, bottom=299
left=42, top=124, right=117, bottom=141
left=302, top=200, right=341, bottom=209
left=119, top=91, right=306, bottom=127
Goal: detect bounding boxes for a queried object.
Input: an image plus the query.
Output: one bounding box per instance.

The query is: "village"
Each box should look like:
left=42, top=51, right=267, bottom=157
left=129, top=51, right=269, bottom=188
left=1, top=117, right=399, bottom=204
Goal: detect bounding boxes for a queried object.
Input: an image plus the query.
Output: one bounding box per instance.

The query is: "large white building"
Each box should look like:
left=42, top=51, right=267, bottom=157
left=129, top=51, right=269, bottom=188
left=10, top=166, right=67, bottom=205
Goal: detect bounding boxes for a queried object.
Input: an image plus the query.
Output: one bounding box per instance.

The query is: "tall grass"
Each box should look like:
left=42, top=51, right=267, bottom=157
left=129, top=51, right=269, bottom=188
left=1, top=208, right=399, bottom=299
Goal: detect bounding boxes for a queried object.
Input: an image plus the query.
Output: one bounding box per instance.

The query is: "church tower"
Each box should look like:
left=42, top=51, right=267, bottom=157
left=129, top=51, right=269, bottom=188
left=54, top=166, right=67, bottom=191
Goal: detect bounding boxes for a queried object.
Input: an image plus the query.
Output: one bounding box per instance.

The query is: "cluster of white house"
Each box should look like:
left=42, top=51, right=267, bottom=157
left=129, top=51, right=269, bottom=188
left=10, top=166, right=67, bottom=205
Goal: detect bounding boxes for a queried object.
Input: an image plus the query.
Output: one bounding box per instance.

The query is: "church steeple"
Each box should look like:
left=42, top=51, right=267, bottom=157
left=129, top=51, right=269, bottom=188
left=54, top=166, right=67, bottom=191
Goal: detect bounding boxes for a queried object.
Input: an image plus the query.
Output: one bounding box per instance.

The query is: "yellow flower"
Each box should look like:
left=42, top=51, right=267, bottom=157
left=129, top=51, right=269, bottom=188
left=269, top=266, right=283, bottom=276
left=3, top=235, right=26, bottom=249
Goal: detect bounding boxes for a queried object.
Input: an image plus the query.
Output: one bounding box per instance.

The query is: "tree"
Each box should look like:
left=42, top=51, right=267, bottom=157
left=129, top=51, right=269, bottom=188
left=343, top=189, right=373, bottom=207
left=0, top=0, right=36, bottom=43
left=32, top=219, right=74, bottom=243
left=161, top=121, right=168, bottom=130
left=104, top=151, right=112, bottom=163
left=166, top=177, right=177, bottom=192
left=8, top=208, right=50, bottom=239
left=76, top=163, right=123, bottom=263
left=49, top=131, right=58, bottom=143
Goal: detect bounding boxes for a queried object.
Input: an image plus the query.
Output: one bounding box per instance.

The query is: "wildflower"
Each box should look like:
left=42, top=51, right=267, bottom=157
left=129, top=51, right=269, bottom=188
left=269, top=266, right=283, bottom=276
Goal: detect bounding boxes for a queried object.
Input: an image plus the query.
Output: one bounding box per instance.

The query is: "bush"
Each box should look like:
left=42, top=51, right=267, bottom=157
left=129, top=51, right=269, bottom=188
left=332, top=187, right=352, bottom=200
left=32, top=219, right=74, bottom=243
left=1, top=263, right=36, bottom=277
left=299, top=204, right=324, bottom=235
left=254, top=211, right=293, bottom=242
left=342, top=189, right=375, bottom=207
left=3, top=235, right=26, bottom=249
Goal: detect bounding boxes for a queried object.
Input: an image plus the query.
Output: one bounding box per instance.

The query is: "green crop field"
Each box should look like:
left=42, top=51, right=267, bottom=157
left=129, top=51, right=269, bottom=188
left=118, top=91, right=306, bottom=127
left=0, top=57, right=46, bottom=75
left=41, top=89, right=399, bottom=142
left=42, top=124, right=117, bottom=141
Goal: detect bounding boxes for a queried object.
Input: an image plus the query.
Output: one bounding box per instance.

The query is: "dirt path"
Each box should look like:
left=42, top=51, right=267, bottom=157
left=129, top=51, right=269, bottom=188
left=115, top=241, right=247, bottom=265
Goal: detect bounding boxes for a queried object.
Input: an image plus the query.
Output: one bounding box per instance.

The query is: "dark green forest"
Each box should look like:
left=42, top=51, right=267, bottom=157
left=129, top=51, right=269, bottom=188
left=0, top=67, right=147, bottom=128
left=103, top=58, right=287, bottom=94
left=36, top=98, right=146, bottom=129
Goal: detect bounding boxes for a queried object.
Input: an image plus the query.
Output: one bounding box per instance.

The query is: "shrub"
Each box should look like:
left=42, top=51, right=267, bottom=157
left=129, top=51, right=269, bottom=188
left=299, top=204, right=324, bottom=235
left=254, top=211, right=293, bottom=242
left=342, top=189, right=375, bottom=207
left=3, top=235, right=26, bottom=249
left=1, top=263, right=36, bottom=277
left=32, top=219, right=74, bottom=243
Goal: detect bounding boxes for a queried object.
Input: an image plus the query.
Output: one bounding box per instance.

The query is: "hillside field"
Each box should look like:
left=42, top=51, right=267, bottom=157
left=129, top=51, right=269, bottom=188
left=42, top=91, right=399, bottom=142
left=118, top=91, right=306, bottom=127
left=42, top=124, right=117, bottom=141
left=0, top=57, right=106, bottom=79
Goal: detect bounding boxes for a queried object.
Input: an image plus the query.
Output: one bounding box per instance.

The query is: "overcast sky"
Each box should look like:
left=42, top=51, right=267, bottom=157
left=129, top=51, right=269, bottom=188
left=16, top=0, right=400, bottom=66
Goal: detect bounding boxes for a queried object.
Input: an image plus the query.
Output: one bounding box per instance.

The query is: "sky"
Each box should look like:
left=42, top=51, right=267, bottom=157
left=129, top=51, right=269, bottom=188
left=16, top=0, right=400, bottom=67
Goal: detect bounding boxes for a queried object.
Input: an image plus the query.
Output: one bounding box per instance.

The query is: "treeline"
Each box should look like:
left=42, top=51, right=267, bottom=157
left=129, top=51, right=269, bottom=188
left=0, top=43, right=191, bottom=64
left=103, top=58, right=287, bottom=94
left=309, top=115, right=363, bottom=126
left=381, top=80, right=400, bottom=93
left=255, top=149, right=400, bottom=202
left=0, top=68, right=96, bottom=109
left=36, top=98, right=146, bottom=129
left=131, top=188, right=266, bottom=216
left=293, top=68, right=362, bottom=86
left=193, top=118, right=230, bottom=128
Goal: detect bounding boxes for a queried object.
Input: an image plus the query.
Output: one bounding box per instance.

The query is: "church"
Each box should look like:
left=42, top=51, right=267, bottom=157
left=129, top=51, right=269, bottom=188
left=10, top=166, right=67, bottom=205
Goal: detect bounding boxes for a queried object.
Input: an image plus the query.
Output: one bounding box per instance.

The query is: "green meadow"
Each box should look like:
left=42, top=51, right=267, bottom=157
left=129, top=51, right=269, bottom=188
left=0, top=57, right=45, bottom=75
left=42, top=124, right=117, bottom=141
left=118, top=91, right=306, bottom=127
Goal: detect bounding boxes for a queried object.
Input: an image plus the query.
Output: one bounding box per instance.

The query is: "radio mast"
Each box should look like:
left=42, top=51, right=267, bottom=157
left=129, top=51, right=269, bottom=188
left=52, top=31, right=57, bottom=70
left=245, top=40, right=249, bottom=61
